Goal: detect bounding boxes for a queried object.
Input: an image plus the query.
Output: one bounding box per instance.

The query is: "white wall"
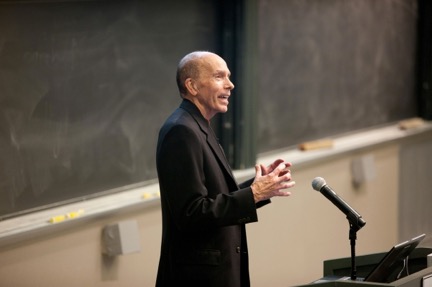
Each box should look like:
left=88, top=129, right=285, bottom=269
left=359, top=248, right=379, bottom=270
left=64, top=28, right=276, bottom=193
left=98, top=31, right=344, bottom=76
left=248, top=144, right=399, bottom=286
left=0, top=128, right=431, bottom=287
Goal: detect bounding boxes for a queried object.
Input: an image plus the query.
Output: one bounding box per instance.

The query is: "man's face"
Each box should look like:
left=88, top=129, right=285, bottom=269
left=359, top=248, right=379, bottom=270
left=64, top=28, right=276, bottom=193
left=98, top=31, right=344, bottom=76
left=192, top=54, right=234, bottom=120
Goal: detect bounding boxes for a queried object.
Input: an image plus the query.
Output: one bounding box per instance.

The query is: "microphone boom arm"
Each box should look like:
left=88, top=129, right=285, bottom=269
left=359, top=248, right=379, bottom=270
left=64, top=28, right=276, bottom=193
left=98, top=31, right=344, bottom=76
left=312, top=176, right=366, bottom=281
left=320, top=189, right=366, bottom=231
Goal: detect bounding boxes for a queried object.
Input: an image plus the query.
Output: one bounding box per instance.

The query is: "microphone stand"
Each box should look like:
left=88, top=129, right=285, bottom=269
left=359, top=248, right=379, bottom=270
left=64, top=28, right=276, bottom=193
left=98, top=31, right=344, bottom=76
left=346, top=211, right=365, bottom=281
left=349, top=223, right=358, bottom=281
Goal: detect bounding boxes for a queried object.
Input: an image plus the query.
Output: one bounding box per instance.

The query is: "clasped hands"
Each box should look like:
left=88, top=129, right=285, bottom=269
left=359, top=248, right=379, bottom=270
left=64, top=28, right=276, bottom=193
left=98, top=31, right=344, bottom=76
left=251, top=159, right=295, bottom=203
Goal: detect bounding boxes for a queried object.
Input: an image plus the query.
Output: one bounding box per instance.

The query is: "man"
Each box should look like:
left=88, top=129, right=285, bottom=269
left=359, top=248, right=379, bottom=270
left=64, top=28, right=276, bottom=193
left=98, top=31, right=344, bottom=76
left=155, top=51, right=295, bottom=287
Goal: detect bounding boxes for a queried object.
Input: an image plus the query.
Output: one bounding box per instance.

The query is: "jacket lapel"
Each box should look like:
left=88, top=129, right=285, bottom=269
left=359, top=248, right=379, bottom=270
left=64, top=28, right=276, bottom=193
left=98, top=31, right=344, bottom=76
left=206, top=125, right=236, bottom=180
left=180, top=100, right=237, bottom=183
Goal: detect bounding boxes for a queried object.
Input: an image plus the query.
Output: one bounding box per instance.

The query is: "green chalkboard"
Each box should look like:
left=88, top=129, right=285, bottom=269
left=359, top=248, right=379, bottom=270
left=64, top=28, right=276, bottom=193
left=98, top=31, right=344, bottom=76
left=0, top=0, right=218, bottom=219
left=257, top=0, right=418, bottom=152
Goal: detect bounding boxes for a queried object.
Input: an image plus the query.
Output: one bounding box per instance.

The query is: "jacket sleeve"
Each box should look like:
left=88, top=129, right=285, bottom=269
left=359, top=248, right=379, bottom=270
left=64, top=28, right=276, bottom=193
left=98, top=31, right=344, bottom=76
left=239, top=178, right=271, bottom=208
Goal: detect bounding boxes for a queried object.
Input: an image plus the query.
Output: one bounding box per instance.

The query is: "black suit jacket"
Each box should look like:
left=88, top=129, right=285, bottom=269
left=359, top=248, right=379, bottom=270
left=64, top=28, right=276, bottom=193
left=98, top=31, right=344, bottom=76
left=155, top=100, right=269, bottom=287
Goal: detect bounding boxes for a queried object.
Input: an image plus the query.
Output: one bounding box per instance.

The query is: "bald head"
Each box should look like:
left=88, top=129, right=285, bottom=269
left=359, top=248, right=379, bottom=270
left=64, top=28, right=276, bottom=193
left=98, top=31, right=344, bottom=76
left=175, top=51, right=234, bottom=120
left=176, top=51, right=219, bottom=97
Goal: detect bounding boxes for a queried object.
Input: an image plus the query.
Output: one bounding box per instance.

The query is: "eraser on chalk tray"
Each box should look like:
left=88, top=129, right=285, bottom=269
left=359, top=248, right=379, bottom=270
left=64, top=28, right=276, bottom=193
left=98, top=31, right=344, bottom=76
left=398, top=117, right=425, bottom=130
left=298, top=138, right=334, bottom=151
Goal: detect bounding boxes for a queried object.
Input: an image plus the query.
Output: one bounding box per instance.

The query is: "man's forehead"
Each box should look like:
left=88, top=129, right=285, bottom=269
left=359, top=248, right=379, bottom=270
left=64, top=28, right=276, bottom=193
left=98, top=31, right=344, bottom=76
left=199, top=56, right=229, bottom=73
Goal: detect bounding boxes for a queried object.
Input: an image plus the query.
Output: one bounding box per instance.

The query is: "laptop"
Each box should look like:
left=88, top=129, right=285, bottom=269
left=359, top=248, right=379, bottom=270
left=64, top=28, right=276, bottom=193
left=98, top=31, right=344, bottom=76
left=314, top=233, right=426, bottom=284
left=363, top=233, right=426, bottom=283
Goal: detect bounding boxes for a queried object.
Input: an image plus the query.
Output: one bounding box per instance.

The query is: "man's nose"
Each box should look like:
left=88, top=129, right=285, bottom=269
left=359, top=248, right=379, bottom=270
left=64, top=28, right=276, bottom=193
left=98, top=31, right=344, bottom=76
left=226, top=78, right=235, bottom=90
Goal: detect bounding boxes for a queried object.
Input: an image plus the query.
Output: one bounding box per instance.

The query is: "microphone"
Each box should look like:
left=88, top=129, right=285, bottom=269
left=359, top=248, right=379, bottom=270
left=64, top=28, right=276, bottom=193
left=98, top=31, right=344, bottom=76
left=312, top=177, right=366, bottom=230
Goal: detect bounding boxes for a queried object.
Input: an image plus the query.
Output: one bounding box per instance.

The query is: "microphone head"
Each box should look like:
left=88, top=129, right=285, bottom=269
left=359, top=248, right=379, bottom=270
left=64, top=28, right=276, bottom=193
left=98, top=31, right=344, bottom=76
left=312, top=177, right=326, bottom=191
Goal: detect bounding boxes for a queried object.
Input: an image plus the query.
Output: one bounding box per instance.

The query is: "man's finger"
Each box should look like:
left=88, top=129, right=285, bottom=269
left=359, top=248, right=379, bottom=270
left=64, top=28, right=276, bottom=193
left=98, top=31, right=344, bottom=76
left=255, top=164, right=263, bottom=177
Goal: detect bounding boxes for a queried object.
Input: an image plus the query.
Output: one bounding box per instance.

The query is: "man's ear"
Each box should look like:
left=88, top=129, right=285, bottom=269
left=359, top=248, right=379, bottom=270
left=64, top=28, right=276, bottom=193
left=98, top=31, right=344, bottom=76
left=185, top=78, right=198, bottom=96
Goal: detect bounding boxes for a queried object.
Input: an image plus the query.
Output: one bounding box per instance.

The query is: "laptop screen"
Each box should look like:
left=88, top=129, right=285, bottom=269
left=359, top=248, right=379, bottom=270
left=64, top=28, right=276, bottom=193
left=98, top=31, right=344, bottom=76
left=363, top=233, right=426, bottom=283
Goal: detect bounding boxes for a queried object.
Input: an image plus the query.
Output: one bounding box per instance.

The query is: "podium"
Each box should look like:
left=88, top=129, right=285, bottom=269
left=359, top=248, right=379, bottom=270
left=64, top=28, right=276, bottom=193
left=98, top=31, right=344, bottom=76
left=300, top=247, right=432, bottom=287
